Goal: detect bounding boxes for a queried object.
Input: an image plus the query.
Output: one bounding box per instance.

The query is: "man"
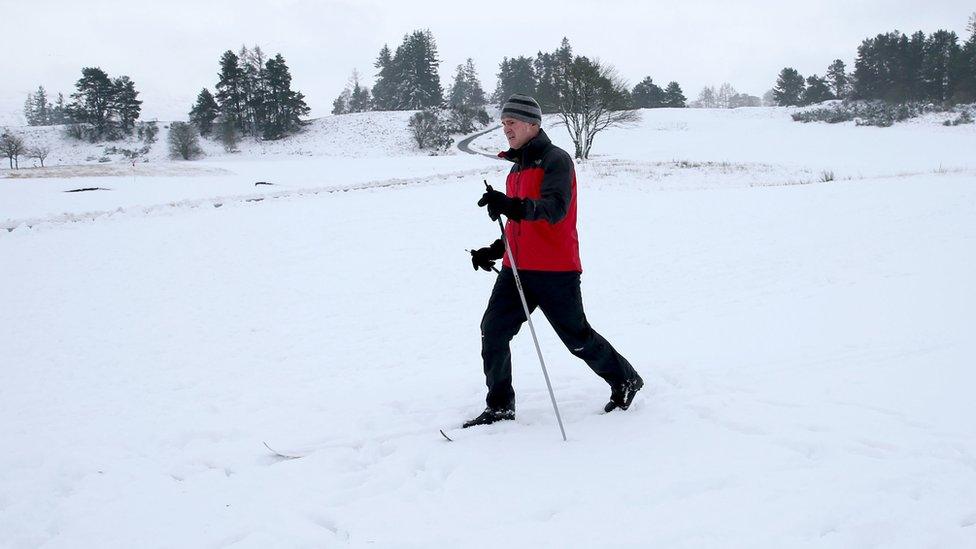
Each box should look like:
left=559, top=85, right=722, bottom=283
left=464, top=93, right=643, bottom=428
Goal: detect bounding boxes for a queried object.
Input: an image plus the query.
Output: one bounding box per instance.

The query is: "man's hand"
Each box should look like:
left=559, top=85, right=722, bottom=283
left=477, top=186, right=524, bottom=221
left=470, top=239, right=505, bottom=271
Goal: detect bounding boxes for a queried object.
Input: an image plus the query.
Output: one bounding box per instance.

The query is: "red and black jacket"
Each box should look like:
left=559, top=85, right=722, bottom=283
left=498, top=129, right=582, bottom=272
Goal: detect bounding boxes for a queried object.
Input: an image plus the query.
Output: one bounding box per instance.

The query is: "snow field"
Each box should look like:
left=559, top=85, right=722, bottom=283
left=1, top=106, right=975, bottom=547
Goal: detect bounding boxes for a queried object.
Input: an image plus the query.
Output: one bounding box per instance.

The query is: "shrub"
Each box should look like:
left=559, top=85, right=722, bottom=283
left=792, top=101, right=938, bottom=127
left=408, top=109, right=452, bottom=152
left=167, top=122, right=204, bottom=160
left=943, top=110, right=974, bottom=126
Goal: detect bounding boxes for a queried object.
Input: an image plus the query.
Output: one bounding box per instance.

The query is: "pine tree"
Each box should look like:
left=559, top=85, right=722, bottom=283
left=112, top=76, right=142, bottom=134
left=494, top=56, right=537, bottom=107
left=24, top=86, right=52, bottom=126
left=371, top=45, right=397, bottom=110
left=238, top=45, right=268, bottom=137
left=827, top=60, right=849, bottom=99
left=262, top=54, right=309, bottom=139
left=214, top=50, right=247, bottom=134
left=773, top=68, right=805, bottom=106
left=958, top=19, right=976, bottom=103
left=394, top=30, right=444, bottom=110
left=663, top=82, right=686, bottom=107
left=800, top=74, right=833, bottom=105
left=189, top=88, right=220, bottom=136
left=463, top=58, right=486, bottom=106
left=446, top=59, right=489, bottom=133
left=334, top=70, right=372, bottom=115
left=52, top=93, right=68, bottom=124
left=922, top=30, right=961, bottom=104
left=332, top=89, right=350, bottom=115
left=632, top=77, right=665, bottom=108
left=534, top=38, right=572, bottom=111
left=69, top=67, right=115, bottom=137
left=348, top=70, right=373, bottom=112
left=447, top=59, right=485, bottom=109
left=23, top=94, right=36, bottom=126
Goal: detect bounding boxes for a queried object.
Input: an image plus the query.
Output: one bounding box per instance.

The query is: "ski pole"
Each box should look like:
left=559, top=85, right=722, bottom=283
left=494, top=207, right=567, bottom=442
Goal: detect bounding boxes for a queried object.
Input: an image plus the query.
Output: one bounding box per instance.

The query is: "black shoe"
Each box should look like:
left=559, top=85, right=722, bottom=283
left=604, top=376, right=644, bottom=413
left=462, top=407, right=515, bottom=428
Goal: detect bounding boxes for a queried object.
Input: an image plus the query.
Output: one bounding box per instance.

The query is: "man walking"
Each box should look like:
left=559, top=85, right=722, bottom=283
left=465, top=94, right=643, bottom=428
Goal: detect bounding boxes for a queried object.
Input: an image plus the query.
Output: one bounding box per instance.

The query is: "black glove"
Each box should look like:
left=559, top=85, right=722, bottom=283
left=477, top=186, right=524, bottom=221
left=470, top=239, right=505, bottom=271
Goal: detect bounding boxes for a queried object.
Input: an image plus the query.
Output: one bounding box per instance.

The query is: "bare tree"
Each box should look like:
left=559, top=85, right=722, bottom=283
left=28, top=144, right=52, bottom=167
left=968, top=12, right=976, bottom=37
left=0, top=130, right=28, bottom=169
left=552, top=57, right=638, bottom=160
left=717, top=83, right=737, bottom=108
left=167, top=122, right=203, bottom=160
left=694, top=86, right=717, bottom=108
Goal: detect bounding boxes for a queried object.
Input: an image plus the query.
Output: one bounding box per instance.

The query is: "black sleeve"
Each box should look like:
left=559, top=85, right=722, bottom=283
left=523, top=150, right=573, bottom=223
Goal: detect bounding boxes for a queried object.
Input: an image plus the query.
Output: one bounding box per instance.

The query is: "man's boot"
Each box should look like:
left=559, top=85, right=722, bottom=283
left=462, top=407, right=515, bottom=428
left=604, top=376, right=644, bottom=412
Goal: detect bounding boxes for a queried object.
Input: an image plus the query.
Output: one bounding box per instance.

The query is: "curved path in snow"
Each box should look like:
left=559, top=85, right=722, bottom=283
left=457, top=125, right=502, bottom=159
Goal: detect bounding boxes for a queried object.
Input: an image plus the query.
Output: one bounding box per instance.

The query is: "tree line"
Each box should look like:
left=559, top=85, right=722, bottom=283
left=23, top=67, right=143, bottom=141
left=188, top=45, right=310, bottom=148
left=335, top=33, right=687, bottom=117
left=332, top=32, right=686, bottom=158
left=774, top=13, right=976, bottom=106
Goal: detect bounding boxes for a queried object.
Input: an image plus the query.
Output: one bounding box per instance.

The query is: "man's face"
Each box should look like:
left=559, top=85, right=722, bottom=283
left=502, top=117, right=539, bottom=149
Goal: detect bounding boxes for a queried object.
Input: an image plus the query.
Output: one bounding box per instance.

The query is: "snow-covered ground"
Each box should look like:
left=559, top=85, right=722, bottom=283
left=1, top=108, right=975, bottom=548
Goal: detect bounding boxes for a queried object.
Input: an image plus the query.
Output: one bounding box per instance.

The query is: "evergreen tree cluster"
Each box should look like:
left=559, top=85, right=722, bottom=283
left=23, top=87, right=70, bottom=126
left=190, top=45, right=310, bottom=142
left=853, top=28, right=976, bottom=104
left=339, top=31, right=491, bottom=147
left=332, top=70, right=373, bottom=115
left=773, top=63, right=848, bottom=107
left=54, top=67, right=144, bottom=140
left=492, top=38, right=685, bottom=112
left=491, top=38, right=639, bottom=159
left=774, top=14, right=976, bottom=106
left=632, top=78, right=687, bottom=108
left=445, top=58, right=490, bottom=133
left=371, top=30, right=444, bottom=110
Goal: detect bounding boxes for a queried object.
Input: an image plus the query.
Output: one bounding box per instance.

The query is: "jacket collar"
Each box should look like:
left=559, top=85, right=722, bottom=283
left=498, top=128, right=551, bottom=164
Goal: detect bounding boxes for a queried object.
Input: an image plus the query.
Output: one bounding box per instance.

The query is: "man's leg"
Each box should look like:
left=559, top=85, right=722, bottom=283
left=528, top=271, right=639, bottom=386
left=480, top=269, right=535, bottom=410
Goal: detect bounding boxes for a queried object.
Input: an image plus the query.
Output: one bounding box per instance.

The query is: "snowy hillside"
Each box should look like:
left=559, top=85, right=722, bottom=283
left=1, top=111, right=440, bottom=171
left=2, top=107, right=975, bottom=548
left=1, top=111, right=493, bottom=228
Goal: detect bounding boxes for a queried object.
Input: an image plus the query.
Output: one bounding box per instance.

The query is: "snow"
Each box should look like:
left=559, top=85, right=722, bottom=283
left=1, top=107, right=975, bottom=548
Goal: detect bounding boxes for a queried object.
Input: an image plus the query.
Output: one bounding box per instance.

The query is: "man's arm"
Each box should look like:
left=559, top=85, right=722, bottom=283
left=523, top=150, right=573, bottom=224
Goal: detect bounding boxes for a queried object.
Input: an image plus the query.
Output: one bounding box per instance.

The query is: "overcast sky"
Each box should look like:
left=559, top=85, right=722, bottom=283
left=2, top=0, right=973, bottom=123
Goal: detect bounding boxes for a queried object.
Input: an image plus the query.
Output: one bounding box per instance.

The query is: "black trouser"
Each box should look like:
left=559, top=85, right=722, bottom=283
left=480, top=268, right=639, bottom=410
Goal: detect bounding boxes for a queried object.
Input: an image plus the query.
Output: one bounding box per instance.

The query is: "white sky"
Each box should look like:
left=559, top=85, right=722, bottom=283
left=2, top=0, right=973, bottom=122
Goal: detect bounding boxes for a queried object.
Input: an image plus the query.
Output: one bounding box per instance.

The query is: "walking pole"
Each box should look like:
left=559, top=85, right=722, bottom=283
left=495, top=215, right=568, bottom=442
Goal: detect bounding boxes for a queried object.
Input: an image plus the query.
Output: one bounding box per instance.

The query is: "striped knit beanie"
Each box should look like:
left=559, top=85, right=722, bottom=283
left=501, top=94, right=542, bottom=125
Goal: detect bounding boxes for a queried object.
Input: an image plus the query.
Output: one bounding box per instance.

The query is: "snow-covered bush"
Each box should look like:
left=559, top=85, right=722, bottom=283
left=792, top=101, right=940, bottom=127
left=943, top=109, right=974, bottom=126
left=408, top=109, right=452, bottom=152
left=167, top=122, right=204, bottom=160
